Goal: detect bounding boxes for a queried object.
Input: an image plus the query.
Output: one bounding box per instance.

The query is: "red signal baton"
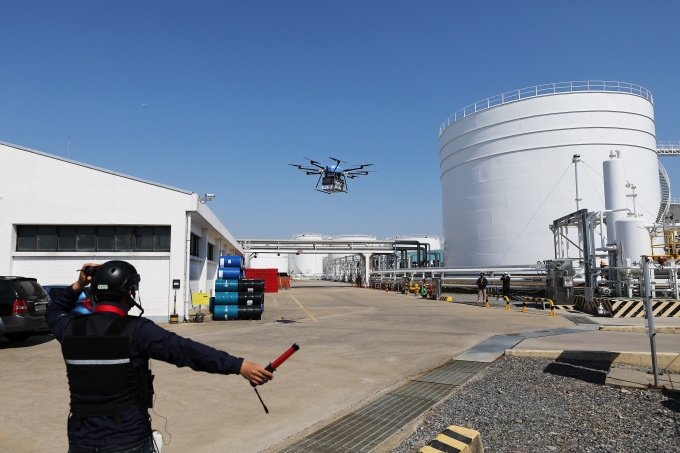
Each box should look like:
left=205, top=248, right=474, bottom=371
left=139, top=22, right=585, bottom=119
left=251, top=343, right=300, bottom=414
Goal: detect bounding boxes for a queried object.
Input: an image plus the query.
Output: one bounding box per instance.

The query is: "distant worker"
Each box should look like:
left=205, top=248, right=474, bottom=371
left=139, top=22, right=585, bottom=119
left=500, top=273, right=511, bottom=299
left=476, top=272, right=488, bottom=306
left=47, top=261, right=274, bottom=453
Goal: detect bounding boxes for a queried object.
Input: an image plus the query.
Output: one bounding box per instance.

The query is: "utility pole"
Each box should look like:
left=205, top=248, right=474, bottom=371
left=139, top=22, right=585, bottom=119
left=642, top=256, right=663, bottom=389
left=68, top=133, right=71, bottom=159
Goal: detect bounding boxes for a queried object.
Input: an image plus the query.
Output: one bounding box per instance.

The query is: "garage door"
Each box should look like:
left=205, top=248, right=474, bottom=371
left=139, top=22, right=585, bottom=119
left=13, top=256, right=170, bottom=320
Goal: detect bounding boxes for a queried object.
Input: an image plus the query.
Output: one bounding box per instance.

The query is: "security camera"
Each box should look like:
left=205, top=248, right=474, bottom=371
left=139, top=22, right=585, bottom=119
left=205, top=193, right=215, bottom=200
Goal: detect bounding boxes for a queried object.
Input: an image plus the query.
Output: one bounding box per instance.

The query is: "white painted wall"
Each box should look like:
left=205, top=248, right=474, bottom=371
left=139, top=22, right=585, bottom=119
left=0, top=141, right=242, bottom=322
left=439, top=90, right=660, bottom=266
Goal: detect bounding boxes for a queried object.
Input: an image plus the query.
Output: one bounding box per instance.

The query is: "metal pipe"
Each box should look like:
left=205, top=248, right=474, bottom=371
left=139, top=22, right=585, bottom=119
left=573, top=154, right=581, bottom=211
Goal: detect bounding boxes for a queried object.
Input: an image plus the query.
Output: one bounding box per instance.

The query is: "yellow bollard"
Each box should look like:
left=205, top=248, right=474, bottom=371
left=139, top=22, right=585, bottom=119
left=485, top=295, right=490, bottom=308
left=522, top=298, right=527, bottom=313
left=385, top=284, right=389, bottom=294
left=505, top=296, right=510, bottom=310
left=549, top=299, right=555, bottom=316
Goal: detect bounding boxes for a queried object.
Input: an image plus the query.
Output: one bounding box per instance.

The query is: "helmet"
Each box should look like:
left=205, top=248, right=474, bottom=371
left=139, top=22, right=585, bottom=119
left=90, top=261, right=141, bottom=302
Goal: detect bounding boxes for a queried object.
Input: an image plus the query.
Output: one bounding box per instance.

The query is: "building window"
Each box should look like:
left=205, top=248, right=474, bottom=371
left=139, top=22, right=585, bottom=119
left=190, top=233, right=200, bottom=257
left=207, top=243, right=214, bottom=261
left=16, top=226, right=171, bottom=252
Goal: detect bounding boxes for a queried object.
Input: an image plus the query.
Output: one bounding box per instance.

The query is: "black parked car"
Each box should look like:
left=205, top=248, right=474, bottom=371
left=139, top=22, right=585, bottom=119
left=0, top=277, right=49, bottom=342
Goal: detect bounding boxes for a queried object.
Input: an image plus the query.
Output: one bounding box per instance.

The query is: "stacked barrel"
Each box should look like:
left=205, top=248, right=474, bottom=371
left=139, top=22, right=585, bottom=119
left=210, top=256, right=265, bottom=321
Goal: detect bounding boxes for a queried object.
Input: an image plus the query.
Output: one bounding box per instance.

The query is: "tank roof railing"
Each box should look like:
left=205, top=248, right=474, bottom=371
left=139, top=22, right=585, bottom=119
left=440, top=81, right=654, bottom=136
left=657, top=141, right=680, bottom=156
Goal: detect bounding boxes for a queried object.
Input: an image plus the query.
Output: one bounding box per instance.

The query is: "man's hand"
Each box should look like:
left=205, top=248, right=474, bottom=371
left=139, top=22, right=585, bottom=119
left=73, top=263, right=102, bottom=292
left=240, top=361, right=275, bottom=386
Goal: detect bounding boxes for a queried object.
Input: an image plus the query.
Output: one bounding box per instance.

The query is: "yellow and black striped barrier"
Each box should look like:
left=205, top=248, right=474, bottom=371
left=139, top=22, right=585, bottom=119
left=439, top=296, right=453, bottom=302
left=419, top=425, right=483, bottom=453
left=485, top=294, right=489, bottom=308
left=522, top=297, right=555, bottom=316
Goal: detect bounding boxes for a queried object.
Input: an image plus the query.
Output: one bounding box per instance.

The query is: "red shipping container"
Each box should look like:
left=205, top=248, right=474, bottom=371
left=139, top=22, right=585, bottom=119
left=245, top=268, right=279, bottom=293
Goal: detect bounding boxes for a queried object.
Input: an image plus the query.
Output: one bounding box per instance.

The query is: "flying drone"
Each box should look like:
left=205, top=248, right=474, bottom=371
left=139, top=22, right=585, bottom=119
left=289, top=157, right=374, bottom=194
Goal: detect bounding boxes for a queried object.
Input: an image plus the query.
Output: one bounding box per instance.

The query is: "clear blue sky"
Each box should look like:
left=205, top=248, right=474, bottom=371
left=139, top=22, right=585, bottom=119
left=2, top=1, right=679, bottom=239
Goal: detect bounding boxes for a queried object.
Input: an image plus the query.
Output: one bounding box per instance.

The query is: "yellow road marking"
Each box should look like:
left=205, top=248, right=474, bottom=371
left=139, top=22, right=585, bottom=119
left=288, top=292, right=318, bottom=322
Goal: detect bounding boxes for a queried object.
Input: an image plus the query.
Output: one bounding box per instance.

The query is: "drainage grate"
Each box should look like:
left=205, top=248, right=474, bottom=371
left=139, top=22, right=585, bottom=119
left=278, top=380, right=461, bottom=453
left=279, top=397, right=436, bottom=453
left=561, top=314, right=598, bottom=325
left=355, top=393, right=436, bottom=423
left=414, top=360, right=488, bottom=385
left=389, top=381, right=454, bottom=401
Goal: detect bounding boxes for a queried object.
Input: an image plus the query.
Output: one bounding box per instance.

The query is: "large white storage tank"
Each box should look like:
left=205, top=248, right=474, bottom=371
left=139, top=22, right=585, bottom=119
left=288, top=233, right=326, bottom=277
left=328, top=234, right=377, bottom=261
left=439, top=81, right=661, bottom=266
left=249, top=253, right=289, bottom=274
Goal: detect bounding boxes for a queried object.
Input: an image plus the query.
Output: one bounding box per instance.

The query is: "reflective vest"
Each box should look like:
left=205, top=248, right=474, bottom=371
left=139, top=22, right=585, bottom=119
left=61, top=312, right=153, bottom=424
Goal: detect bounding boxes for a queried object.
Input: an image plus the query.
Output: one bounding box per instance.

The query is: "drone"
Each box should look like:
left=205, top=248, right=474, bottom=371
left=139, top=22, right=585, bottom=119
left=289, top=157, right=373, bottom=194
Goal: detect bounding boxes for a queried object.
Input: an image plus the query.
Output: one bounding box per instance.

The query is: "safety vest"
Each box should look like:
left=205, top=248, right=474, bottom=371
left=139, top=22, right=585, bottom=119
left=61, top=310, right=153, bottom=425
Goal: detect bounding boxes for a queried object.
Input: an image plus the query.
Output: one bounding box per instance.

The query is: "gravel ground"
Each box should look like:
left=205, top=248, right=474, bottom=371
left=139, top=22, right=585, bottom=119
left=390, top=357, right=680, bottom=453
left=613, top=362, right=678, bottom=375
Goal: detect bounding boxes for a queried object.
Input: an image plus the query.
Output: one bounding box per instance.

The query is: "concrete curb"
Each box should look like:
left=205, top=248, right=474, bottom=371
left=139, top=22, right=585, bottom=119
left=505, top=349, right=680, bottom=372
left=419, top=425, right=483, bottom=453
left=599, top=326, right=680, bottom=334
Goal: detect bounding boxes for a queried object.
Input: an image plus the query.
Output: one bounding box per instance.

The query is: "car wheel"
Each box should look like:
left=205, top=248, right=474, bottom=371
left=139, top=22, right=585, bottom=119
left=4, top=331, right=33, bottom=342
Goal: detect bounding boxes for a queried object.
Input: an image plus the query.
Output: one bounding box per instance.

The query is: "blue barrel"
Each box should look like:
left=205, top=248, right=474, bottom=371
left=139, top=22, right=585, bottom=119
left=217, top=267, right=241, bottom=280
left=215, top=279, right=239, bottom=292
left=215, top=292, right=239, bottom=304
left=238, top=279, right=265, bottom=292
left=218, top=256, right=243, bottom=268
left=214, top=305, right=239, bottom=320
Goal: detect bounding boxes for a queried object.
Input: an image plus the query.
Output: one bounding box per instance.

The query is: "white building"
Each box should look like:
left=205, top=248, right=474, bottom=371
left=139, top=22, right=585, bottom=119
left=0, top=141, right=242, bottom=322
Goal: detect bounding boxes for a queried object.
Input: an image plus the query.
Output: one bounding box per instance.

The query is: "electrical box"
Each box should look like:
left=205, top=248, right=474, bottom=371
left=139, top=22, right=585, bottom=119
left=172, top=279, right=181, bottom=289
left=545, top=259, right=578, bottom=305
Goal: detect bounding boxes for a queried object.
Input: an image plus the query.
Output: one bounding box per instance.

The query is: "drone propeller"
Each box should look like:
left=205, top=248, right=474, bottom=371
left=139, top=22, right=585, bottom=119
left=343, top=163, right=373, bottom=172
left=303, top=157, right=325, bottom=169
left=290, top=164, right=323, bottom=173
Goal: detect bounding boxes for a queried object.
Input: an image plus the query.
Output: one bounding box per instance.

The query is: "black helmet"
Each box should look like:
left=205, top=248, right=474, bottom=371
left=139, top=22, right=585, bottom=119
left=90, top=261, right=141, bottom=302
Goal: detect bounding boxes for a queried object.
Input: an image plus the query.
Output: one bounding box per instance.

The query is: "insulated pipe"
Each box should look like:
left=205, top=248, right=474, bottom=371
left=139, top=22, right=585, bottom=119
left=603, top=150, right=627, bottom=245
left=184, top=213, right=192, bottom=322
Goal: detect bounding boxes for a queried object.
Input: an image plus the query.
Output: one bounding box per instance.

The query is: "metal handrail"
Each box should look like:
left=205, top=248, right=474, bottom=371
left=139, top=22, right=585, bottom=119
left=658, top=141, right=680, bottom=150
left=440, top=80, right=654, bottom=136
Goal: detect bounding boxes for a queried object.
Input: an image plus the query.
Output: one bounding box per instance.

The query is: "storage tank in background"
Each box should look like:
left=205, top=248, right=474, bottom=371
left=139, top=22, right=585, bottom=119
left=249, top=253, right=289, bottom=274
left=289, top=233, right=326, bottom=277
left=439, top=81, right=661, bottom=267
left=328, top=234, right=377, bottom=261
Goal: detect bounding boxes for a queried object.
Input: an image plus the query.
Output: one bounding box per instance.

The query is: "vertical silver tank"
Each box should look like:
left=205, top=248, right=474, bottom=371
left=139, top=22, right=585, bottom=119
left=602, top=151, right=627, bottom=244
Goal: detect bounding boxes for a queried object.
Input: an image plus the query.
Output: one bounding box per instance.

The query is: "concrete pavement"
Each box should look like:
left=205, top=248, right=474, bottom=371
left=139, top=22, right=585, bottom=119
left=2, top=282, right=678, bottom=453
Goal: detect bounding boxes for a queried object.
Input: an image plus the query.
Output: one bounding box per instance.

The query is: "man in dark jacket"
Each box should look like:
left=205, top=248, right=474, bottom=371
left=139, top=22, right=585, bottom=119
left=501, top=273, right=511, bottom=298
left=47, top=261, right=274, bottom=453
left=476, top=272, right=488, bottom=305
